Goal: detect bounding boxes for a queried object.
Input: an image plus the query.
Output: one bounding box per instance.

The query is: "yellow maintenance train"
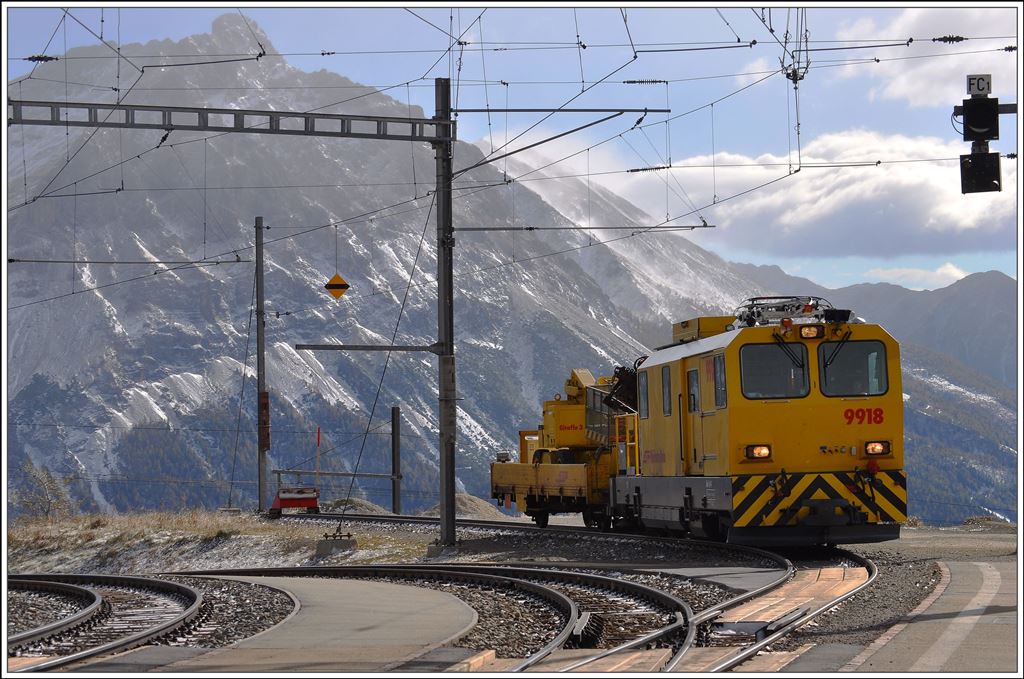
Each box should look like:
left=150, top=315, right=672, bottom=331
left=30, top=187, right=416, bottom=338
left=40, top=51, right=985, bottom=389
left=491, top=296, right=906, bottom=546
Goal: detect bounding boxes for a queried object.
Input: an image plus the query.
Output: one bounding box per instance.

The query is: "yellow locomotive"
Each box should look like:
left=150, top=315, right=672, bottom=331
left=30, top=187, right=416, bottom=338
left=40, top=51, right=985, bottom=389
left=491, top=296, right=906, bottom=546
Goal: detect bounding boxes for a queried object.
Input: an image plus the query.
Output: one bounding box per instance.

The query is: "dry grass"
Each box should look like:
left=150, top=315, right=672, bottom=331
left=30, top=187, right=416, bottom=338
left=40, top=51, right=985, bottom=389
left=7, top=510, right=327, bottom=548
left=7, top=510, right=438, bottom=571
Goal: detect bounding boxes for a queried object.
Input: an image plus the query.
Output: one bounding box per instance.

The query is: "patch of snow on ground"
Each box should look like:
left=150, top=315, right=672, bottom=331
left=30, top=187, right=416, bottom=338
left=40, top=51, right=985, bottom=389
left=159, top=372, right=217, bottom=414
left=912, top=372, right=1013, bottom=419
left=269, top=341, right=360, bottom=409
left=123, top=387, right=170, bottom=424
left=464, top=338, right=503, bottom=350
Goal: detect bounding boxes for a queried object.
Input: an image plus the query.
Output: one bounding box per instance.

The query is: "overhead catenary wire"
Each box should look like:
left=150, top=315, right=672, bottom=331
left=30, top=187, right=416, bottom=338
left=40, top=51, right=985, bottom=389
left=4, top=6, right=983, bottom=317
left=18, top=151, right=964, bottom=200
left=20, top=69, right=147, bottom=208
left=12, top=38, right=1012, bottom=94
left=405, top=8, right=461, bottom=44
left=573, top=9, right=586, bottom=93
left=715, top=8, right=742, bottom=43
left=9, top=33, right=1014, bottom=63
left=7, top=121, right=960, bottom=312
left=236, top=8, right=266, bottom=58
left=63, top=8, right=143, bottom=73
left=9, top=37, right=1004, bottom=212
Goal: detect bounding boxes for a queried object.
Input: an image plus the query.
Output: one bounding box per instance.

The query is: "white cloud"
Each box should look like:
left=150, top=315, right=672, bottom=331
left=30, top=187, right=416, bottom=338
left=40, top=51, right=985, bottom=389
left=499, top=126, right=1017, bottom=259
left=831, top=8, right=1018, bottom=106
left=736, top=57, right=775, bottom=87
left=864, top=262, right=969, bottom=289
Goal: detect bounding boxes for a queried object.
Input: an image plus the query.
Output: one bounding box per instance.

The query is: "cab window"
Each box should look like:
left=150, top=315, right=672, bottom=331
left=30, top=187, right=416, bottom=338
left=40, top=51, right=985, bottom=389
left=637, top=370, right=649, bottom=419
left=714, top=354, right=727, bottom=408
left=740, top=343, right=809, bottom=399
left=819, top=340, right=888, bottom=396
left=662, top=365, right=672, bottom=416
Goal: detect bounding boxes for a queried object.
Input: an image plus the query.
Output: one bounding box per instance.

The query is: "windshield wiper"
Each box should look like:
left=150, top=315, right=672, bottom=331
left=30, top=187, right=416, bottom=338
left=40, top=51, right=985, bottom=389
left=825, top=330, right=853, bottom=367
left=772, top=332, right=804, bottom=369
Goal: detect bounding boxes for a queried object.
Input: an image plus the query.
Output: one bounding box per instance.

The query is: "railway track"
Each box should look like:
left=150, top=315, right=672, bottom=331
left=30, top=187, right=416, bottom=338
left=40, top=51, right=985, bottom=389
left=7, top=580, right=102, bottom=648
left=7, top=574, right=202, bottom=673
left=172, top=540, right=787, bottom=672
left=7, top=515, right=878, bottom=672
left=282, top=512, right=878, bottom=671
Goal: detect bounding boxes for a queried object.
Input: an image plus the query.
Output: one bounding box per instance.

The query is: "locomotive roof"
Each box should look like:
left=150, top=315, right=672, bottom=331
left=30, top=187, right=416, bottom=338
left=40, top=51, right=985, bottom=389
left=640, top=329, right=738, bottom=369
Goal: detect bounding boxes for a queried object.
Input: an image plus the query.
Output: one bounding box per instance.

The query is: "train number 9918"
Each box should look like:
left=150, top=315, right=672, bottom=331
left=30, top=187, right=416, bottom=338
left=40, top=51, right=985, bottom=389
left=844, top=408, right=884, bottom=425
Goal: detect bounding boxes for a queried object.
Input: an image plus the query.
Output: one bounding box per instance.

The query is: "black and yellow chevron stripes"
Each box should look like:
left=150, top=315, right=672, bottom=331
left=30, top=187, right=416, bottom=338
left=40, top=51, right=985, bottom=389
left=731, top=470, right=907, bottom=527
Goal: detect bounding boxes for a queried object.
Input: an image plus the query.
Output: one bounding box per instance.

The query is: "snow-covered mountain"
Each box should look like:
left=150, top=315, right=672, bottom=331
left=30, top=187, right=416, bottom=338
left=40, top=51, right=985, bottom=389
left=6, top=15, right=1015, bottom=524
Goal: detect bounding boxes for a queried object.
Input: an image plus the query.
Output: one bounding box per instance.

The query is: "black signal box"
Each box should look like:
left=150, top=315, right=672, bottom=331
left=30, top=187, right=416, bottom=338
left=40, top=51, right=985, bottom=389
left=960, top=152, right=1001, bottom=193
left=962, top=97, right=999, bottom=141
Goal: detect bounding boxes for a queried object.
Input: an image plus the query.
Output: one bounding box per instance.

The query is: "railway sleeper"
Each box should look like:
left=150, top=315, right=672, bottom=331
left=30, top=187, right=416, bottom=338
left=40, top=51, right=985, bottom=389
left=571, top=610, right=674, bottom=649
left=709, top=605, right=809, bottom=645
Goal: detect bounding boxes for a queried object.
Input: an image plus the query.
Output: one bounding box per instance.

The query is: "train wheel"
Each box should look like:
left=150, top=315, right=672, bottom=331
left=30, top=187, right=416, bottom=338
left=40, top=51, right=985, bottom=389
left=583, top=509, right=595, bottom=529
left=702, top=514, right=731, bottom=542
left=693, top=513, right=726, bottom=541
left=533, top=511, right=550, bottom=528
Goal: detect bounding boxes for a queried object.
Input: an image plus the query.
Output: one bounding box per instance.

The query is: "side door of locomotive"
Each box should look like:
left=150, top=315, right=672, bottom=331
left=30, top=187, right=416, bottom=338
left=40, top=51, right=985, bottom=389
left=685, top=363, right=703, bottom=474
left=698, top=355, right=721, bottom=472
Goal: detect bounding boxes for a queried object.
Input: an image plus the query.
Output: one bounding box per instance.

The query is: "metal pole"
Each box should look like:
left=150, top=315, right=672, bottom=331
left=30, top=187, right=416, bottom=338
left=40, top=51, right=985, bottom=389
left=256, top=216, right=269, bottom=512
left=391, top=406, right=402, bottom=515
left=435, top=78, right=457, bottom=547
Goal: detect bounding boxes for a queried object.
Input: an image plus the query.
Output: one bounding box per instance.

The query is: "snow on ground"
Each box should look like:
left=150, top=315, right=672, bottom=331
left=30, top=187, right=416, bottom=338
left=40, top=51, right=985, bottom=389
left=269, top=341, right=361, bottom=409
left=122, top=387, right=170, bottom=425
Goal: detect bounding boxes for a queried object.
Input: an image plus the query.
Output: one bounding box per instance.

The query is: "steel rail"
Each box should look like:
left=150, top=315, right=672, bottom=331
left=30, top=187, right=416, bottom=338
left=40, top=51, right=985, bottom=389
left=429, top=561, right=695, bottom=670
left=7, top=574, right=203, bottom=673
left=702, top=550, right=877, bottom=672
left=548, top=540, right=794, bottom=673
left=663, top=546, right=795, bottom=671
left=170, top=565, right=578, bottom=671
left=6, top=580, right=103, bottom=649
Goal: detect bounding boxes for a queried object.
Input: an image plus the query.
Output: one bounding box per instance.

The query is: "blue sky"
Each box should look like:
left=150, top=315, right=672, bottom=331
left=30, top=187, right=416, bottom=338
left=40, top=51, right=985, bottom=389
left=5, top=4, right=1021, bottom=290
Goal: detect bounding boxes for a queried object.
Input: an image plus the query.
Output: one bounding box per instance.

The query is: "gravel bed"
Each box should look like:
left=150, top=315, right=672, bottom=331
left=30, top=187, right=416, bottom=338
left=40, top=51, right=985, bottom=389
left=364, top=575, right=566, bottom=659
left=447, top=527, right=775, bottom=569
left=595, top=570, right=739, bottom=612
left=152, top=576, right=295, bottom=648
left=7, top=589, right=85, bottom=637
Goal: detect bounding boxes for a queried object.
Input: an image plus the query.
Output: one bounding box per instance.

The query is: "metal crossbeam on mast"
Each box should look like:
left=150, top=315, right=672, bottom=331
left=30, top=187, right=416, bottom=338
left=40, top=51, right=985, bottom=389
left=7, top=100, right=452, bottom=143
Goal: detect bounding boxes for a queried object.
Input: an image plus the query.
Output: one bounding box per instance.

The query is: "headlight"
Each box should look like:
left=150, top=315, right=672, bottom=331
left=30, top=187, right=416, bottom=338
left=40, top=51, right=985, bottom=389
left=800, top=325, right=824, bottom=339
left=865, top=441, right=891, bottom=455
left=745, top=444, right=772, bottom=459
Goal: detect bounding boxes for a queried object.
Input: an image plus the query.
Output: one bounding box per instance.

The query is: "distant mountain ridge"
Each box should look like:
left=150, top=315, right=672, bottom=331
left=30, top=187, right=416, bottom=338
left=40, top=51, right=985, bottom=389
left=731, top=264, right=1017, bottom=388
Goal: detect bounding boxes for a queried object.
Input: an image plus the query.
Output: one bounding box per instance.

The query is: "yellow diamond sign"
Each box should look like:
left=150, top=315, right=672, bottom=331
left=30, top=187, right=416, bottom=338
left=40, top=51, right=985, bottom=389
left=324, top=273, right=350, bottom=300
